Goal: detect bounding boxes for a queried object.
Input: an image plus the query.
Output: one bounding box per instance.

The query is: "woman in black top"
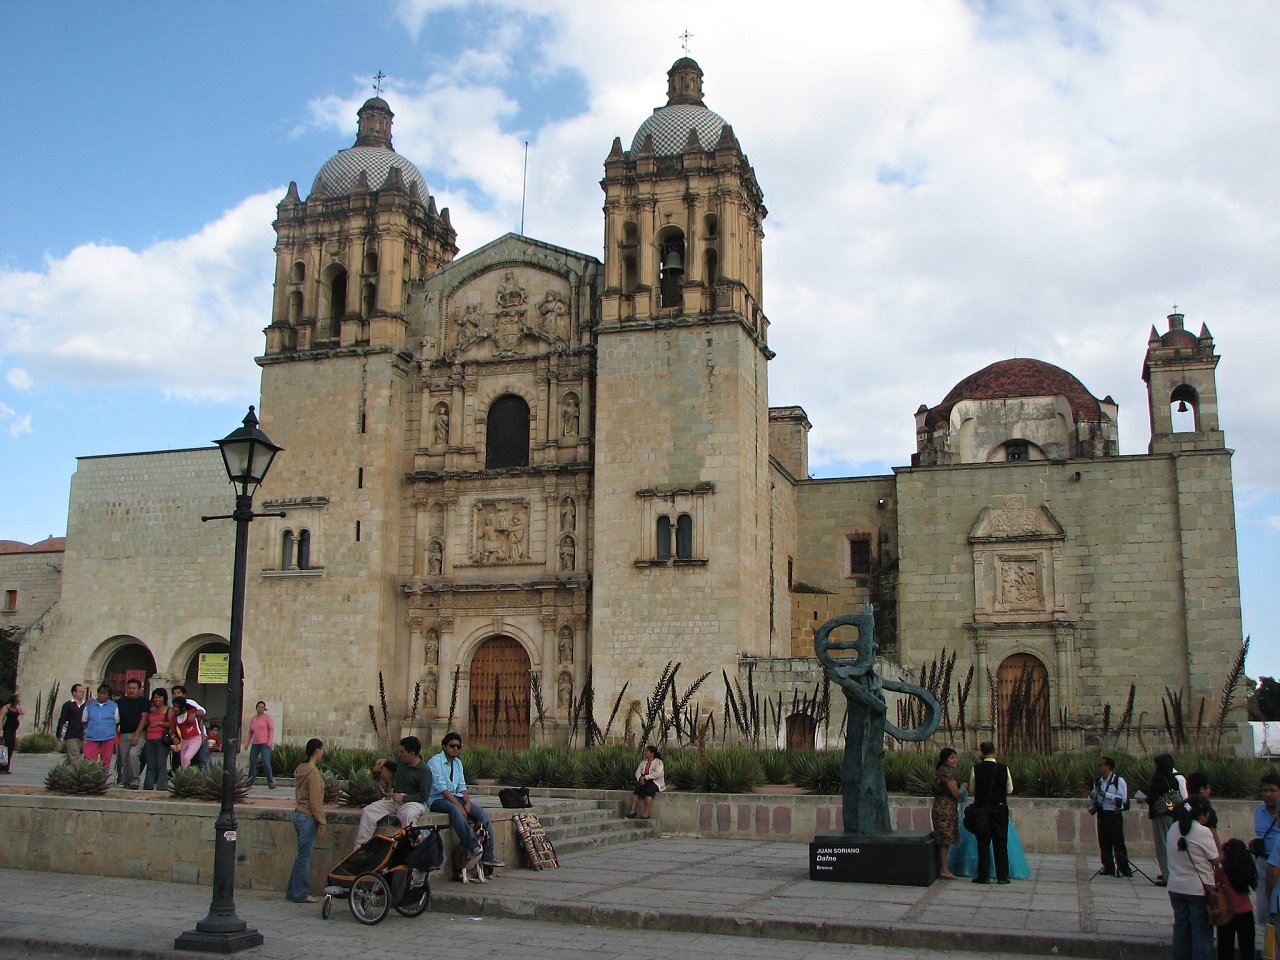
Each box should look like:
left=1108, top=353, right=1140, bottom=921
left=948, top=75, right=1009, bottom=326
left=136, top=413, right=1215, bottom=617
left=1146, top=753, right=1188, bottom=885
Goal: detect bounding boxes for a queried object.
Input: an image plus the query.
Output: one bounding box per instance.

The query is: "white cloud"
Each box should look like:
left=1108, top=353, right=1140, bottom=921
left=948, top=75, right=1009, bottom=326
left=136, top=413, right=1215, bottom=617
left=0, top=192, right=278, bottom=403
left=0, top=401, right=31, bottom=438
left=6, top=369, right=32, bottom=391
left=1265, top=516, right=1280, bottom=535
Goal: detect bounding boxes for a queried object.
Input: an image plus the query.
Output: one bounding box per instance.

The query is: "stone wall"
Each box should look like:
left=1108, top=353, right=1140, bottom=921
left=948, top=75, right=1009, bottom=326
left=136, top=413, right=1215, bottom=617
left=0, top=543, right=63, bottom=639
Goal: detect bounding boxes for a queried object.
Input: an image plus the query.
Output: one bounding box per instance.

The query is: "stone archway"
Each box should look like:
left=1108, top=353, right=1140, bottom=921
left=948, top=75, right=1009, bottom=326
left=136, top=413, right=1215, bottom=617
left=104, top=642, right=156, bottom=695
left=467, top=635, right=530, bottom=749
left=996, top=652, right=1051, bottom=754
left=785, top=712, right=816, bottom=751
left=180, top=638, right=231, bottom=726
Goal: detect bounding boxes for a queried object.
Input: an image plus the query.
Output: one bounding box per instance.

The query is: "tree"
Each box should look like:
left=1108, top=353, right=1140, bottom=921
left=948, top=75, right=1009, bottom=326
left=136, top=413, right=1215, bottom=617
left=0, top=625, right=19, bottom=696
left=1248, top=676, right=1280, bottom=721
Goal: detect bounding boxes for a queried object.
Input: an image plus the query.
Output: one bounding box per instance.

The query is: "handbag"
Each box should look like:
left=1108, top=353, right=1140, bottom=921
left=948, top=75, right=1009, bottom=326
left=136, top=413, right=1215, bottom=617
left=963, top=802, right=990, bottom=836
left=1204, top=882, right=1233, bottom=927
left=0, top=743, right=8, bottom=766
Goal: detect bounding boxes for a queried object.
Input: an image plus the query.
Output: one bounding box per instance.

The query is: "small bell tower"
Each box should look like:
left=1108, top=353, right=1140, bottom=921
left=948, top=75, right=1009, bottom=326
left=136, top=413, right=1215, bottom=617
left=1142, top=310, right=1225, bottom=453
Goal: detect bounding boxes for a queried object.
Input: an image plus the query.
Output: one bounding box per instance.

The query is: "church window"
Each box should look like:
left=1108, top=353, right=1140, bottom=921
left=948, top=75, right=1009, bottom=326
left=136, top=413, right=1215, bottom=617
left=288, top=291, right=302, bottom=325
left=323, top=266, right=348, bottom=337
left=623, top=255, right=638, bottom=295
left=485, top=394, right=531, bottom=469
left=355, top=521, right=362, bottom=542
left=849, top=536, right=872, bottom=576
left=297, top=529, right=311, bottom=570
left=1170, top=385, right=1199, bottom=432
left=289, top=261, right=305, bottom=283
left=620, top=221, right=639, bottom=295
left=281, top=530, right=295, bottom=569
left=1006, top=441, right=1029, bottom=462
left=656, top=515, right=672, bottom=561
left=704, top=248, right=718, bottom=286
left=658, top=228, right=685, bottom=309
left=4, top=589, right=16, bottom=611
left=361, top=281, right=376, bottom=317
left=357, top=467, right=364, bottom=489
left=703, top=213, right=718, bottom=238
left=675, top=514, right=693, bottom=560
left=362, top=250, right=378, bottom=274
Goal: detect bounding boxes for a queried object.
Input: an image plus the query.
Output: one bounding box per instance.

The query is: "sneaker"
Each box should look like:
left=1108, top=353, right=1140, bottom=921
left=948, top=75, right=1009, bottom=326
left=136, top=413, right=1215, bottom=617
left=268, top=783, right=277, bottom=789
left=289, top=895, right=318, bottom=903
left=481, top=858, right=505, bottom=868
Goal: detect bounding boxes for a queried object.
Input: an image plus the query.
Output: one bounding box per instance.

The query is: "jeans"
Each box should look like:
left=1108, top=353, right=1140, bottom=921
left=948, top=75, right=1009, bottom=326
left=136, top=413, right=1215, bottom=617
left=119, top=737, right=144, bottom=788
left=429, top=797, right=494, bottom=861
left=288, top=811, right=318, bottom=901
left=247, top=743, right=274, bottom=785
left=142, top=739, right=170, bottom=790
left=1169, top=890, right=1212, bottom=960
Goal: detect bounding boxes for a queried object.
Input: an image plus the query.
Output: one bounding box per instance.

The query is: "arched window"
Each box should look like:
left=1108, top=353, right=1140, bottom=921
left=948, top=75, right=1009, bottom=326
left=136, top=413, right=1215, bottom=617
left=704, top=248, right=719, bottom=286
left=656, top=516, right=672, bottom=561
left=620, top=221, right=639, bottom=295
left=658, top=228, right=685, bottom=308
left=361, top=281, right=376, bottom=317
left=281, top=530, right=295, bottom=569
left=297, top=529, right=311, bottom=570
left=675, top=514, right=693, bottom=560
left=1170, top=384, right=1199, bottom=432
left=362, top=250, right=378, bottom=275
left=485, top=394, right=530, bottom=469
left=288, top=290, right=303, bottom=325
left=323, top=266, right=348, bottom=338
left=290, top=261, right=305, bottom=283
left=623, top=255, right=638, bottom=295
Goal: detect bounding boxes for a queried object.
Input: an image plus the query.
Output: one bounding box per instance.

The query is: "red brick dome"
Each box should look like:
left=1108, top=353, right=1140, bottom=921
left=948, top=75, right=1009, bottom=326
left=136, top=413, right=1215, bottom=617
left=924, top=358, right=1103, bottom=429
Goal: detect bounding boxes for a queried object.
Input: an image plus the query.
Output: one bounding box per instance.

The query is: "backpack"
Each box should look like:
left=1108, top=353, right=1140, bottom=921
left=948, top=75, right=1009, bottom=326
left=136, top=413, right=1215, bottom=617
left=405, top=827, right=444, bottom=872
left=499, top=786, right=532, bottom=808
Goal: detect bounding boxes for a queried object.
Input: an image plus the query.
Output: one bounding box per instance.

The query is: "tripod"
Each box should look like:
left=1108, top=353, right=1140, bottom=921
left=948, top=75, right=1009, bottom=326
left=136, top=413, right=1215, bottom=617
left=1088, top=859, right=1160, bottom=886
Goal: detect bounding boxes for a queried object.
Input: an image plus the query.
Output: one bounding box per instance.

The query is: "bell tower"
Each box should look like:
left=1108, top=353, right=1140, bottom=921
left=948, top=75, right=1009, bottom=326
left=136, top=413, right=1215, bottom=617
left=591, top=59, right=774, bottom=710
left=1143, top=311, right=1225, bottom=453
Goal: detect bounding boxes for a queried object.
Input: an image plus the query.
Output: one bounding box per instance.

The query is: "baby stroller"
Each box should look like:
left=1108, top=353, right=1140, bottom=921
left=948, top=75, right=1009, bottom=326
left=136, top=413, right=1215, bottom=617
left=321, top=824, right=443, bottom=924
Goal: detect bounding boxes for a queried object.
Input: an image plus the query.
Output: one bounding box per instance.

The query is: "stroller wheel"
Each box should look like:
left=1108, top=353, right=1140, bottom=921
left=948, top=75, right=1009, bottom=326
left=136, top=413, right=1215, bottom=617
left=395, top=876, right=431, bottom=918
left=321, top=894, right=332, bottom=919
left=349, top=872, right=390, bottom=925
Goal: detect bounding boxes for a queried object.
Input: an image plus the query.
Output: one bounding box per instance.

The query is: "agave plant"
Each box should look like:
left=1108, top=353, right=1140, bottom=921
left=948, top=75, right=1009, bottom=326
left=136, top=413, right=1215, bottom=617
left=338, top=769, right=385, bottom=807
left=497, top=746, right=581, bottom=788
left=758, top=750, right=791, bottom=784
left=169, top=764, right=251, bottom=802
left=580, top=744, right=639, bottom=789
left=790, top=750, right=842, bottom=795
left=45, top=760, right=110, bottom=795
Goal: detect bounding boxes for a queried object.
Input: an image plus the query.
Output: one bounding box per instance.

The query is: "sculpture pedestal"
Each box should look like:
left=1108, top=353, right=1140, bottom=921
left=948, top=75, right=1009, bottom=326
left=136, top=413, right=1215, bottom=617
left=809, top=830, right=938, bottom=886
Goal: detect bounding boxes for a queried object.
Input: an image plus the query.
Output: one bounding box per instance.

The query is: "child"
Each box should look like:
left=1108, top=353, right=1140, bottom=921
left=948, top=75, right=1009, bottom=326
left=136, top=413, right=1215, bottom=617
left=1216, top=837, right=1257, bottom=960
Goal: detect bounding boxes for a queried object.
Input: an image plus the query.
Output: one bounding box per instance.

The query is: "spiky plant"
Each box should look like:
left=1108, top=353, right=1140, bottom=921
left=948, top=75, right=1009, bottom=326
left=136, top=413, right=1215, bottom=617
left=447, top=665, right=461, bottom=731
left=338, top=769, right=384, bottom=806
left=1213, top=637, right=1250, bottom=752
left=45, top=759, right=110, bottom=795
left=169, top=764, right=250, bottom=802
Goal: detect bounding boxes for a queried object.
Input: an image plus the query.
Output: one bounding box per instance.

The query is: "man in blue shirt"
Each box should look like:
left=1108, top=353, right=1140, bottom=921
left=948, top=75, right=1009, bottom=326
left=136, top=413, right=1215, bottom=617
left=427, top=732, right=502, bottom=868
left=1089, top=756, right=1132, bottom=877
left=1256, top=774, right=1280, bottom=926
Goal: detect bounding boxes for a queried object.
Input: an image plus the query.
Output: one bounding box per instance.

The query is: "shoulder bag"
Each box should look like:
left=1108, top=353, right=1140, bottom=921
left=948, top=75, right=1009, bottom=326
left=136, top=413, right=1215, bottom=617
left=1182, top=837, right=1232, bottom=926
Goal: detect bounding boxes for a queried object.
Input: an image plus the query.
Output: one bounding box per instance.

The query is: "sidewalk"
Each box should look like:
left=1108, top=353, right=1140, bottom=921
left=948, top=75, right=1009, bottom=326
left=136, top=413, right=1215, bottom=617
left=2, top=840, right=1170, bottom=960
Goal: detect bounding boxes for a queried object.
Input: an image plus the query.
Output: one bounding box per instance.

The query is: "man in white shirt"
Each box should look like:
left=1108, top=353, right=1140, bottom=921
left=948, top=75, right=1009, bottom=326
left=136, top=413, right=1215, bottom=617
left=1090, top=756, right=1132, bottom=877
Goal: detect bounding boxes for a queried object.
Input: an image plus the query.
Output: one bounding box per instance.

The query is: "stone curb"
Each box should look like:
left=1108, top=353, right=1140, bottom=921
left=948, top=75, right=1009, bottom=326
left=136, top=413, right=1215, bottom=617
left=0, top=933, right=224, bottom=960
left=426, top=889, right=1165, bottom=960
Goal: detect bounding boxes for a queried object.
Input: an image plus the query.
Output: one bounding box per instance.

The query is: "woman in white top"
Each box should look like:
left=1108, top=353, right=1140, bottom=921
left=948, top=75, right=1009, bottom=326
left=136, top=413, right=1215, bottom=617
left=1165, top=794, right=1220, bottom=960
left=625, top=745, right=665, bottom=820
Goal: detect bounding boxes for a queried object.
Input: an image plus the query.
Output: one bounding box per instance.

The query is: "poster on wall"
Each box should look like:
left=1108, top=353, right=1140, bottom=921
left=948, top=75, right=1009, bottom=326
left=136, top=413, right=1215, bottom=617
left=197, top=652, right=229, bottom=685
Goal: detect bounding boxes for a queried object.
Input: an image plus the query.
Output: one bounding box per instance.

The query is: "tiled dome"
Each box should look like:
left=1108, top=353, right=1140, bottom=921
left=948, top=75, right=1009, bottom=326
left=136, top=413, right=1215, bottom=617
left=310, top=147, right=429, bottom=200
left=924, top=358, right=1104, bottom=429
left=631, top=103, right=727, bottom=155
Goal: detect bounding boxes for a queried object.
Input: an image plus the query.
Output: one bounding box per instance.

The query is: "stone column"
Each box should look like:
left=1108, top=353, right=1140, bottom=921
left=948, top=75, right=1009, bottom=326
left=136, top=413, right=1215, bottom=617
left=972, top=633, right=991, bottom=742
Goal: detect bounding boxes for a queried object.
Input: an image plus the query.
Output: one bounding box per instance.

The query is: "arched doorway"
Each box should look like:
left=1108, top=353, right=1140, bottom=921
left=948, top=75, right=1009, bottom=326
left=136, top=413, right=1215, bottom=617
left=182, top=638, right=231, bottom=725
left=104, top=642, right=156, bottom=695
left=785, top=713, right=816, bottom=751
left=468, top=636, right=530, bottom=749
left=996, top=653, right=1051, bottom=754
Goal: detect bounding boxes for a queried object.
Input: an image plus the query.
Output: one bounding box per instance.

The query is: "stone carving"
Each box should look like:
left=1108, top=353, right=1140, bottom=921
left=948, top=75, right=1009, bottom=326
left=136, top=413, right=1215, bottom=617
left=558, top=626, right=573, bottom=664
left=496, top=271, right=527, bottom=309
left=427, top=539, right=443, bottom=576
left=988, top=509, right=1041, bottom=538
left=560, top=393, right=580, bottom=437
left=558, top=535, right=576, bottom=571
left=433, top=403, right=449, bottom=447
left=814, top=606, right=940, bottom=836
left=999, top=559, right=1041, bottom=606
left=560, top=496, right=576, bottom=532
left=558, top=670, right=573, bottom=710
left=424, top=628, right=439, bottom=664
left=538, top=289, right=570, bottom=341
left=471, top=500, right=531, bottom=564
left=423, top=669, right=437, bottom=708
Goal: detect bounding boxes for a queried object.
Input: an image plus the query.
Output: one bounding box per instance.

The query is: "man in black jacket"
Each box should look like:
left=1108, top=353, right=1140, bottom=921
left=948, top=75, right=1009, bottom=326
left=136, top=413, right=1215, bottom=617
left=968, top=740, right=1013, bottom=884
left=56, top=684, right=87, bottom=763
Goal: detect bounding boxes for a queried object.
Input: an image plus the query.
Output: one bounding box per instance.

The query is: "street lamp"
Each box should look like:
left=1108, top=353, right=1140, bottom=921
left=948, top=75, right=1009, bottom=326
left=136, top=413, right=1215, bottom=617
left=177, top=405, right=283, bottom=953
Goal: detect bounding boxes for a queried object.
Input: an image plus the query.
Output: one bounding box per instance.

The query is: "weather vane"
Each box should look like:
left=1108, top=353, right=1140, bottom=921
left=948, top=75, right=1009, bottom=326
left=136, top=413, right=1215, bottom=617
left=679, top=29, right=694, bottom=55
left=373, top=71, right=387, bottom=96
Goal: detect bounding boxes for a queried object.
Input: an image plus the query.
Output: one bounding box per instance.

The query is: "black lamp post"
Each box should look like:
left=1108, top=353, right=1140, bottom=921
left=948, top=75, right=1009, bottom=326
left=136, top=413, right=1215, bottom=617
left=176, top=405, right=282, bottom=953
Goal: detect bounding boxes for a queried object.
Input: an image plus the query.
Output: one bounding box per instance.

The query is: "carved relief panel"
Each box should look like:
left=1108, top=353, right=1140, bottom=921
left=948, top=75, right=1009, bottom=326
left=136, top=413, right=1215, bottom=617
left=969, top=496, right=1067, bottom=622
left=446, top=267, right=574, bottom=361
left=470, top=499, right=531, bottom=564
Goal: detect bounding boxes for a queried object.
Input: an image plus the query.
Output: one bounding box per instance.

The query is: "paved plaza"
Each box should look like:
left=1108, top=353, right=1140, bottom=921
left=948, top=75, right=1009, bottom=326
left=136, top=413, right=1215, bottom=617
left=2, top=754, right=1174, bottom=959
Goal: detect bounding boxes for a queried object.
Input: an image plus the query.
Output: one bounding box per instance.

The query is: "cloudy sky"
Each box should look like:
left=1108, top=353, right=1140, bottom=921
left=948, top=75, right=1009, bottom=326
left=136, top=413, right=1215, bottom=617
left=1, top=2, right=1275, bottom=674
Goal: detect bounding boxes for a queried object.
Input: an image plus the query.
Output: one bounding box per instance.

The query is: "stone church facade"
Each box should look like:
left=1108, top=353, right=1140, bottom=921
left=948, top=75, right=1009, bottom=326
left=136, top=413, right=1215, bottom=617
left=11, top=59, right=1246, bottom=752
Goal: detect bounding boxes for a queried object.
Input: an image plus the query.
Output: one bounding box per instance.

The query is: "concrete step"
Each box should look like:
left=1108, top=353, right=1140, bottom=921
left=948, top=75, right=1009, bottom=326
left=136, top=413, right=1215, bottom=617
left=539, top=813, right=648, bottom=840
left=552, top=821, right=660, bottom=856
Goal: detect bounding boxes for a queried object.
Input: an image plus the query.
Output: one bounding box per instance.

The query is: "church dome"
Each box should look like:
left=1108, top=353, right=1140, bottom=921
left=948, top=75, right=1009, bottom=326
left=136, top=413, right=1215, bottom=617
left=308, top=97, right=430, bottom=201
left=630, top=57, right=728, bottom=155
left=924, top=358, right=1104, bottom=428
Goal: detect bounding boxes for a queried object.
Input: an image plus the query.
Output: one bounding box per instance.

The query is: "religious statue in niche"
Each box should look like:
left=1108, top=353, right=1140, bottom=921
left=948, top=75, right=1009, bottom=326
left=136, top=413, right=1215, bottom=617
left=471, top=500, right=530, bottom=564
left=427, top=539, right=444, bottom=576
left=558, top=535, right=576, bottom=571
left=558, top=671, right=573, bottom=710
left=433, top=403, right=449, bottom=447
left=558, top=627, right=573, bottom=664
left=560, top=496, right=576, bottom=533
left=422, top=669, right=437, bottom=709
left=814, top=607, right=939, bottom=836
left=560, top=393, right=580, bottom=437
left=424, top=628, right=439, bottom=664
left=538, top=288, right=570, bottom=342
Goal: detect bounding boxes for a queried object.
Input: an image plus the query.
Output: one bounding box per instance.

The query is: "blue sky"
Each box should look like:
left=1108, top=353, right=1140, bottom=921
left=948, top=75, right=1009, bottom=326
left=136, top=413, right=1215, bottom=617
left=1, top=1, right=1276, bottom=679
